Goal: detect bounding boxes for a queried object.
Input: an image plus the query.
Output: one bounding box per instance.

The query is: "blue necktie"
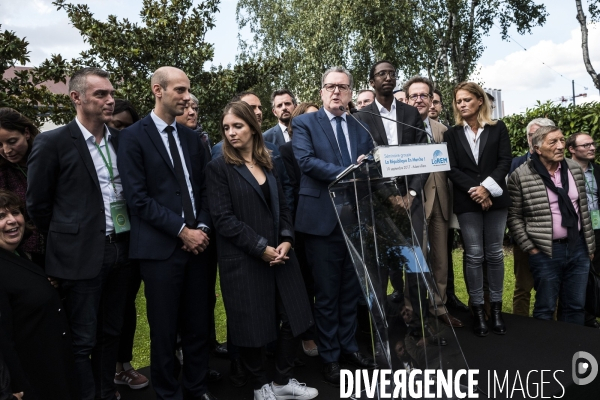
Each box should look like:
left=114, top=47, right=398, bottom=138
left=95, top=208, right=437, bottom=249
left=335, top=116, right=352, bottom=167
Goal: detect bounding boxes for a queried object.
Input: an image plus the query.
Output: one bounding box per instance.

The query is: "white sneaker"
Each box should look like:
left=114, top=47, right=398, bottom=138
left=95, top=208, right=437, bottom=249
left=271, top=379, right=318, bottom=399
left=255, top=383, right=277, bottom=400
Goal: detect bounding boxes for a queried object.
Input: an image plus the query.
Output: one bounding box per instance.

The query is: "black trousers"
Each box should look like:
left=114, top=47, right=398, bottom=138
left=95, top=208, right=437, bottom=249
left=62, top=240, right=133, bottom=400
left=238, top=290, right=297, bottom=390
left=117, top=262, right=142, bottom=363
left=141, top=248, right=210, bottom=400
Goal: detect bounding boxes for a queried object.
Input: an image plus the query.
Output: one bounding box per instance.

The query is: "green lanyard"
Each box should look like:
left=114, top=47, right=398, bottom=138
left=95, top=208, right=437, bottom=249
left=584, top=164, right=595, bottom=195
left=93, top=136, right=118, bottom=196
left=584, top=163, right=597, bottom=209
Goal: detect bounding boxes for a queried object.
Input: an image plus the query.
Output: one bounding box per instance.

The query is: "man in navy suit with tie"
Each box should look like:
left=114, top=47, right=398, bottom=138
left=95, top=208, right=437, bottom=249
left=118, top=67, right=216, bottom=400
left=292, top=66, right=376, bottom=385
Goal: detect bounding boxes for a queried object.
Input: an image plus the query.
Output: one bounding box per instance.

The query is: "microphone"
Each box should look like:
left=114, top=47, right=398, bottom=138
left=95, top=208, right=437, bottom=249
left=339, top=105, right=378, bottom=149
left=353, top=107, right=431, bottom=137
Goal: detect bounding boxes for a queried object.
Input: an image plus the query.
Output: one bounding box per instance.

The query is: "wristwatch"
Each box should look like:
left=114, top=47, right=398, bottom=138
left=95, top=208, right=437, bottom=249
left=409, top=190, right=417, bottom=197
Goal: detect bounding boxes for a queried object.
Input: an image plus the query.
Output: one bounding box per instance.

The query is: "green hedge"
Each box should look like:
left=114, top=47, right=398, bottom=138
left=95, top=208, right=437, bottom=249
left=502, top=101, right=600, bottom=157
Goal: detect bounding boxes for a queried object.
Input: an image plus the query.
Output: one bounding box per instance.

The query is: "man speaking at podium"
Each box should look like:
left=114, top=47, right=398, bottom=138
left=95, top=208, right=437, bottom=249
left=292, top=66, right=375, bottom=386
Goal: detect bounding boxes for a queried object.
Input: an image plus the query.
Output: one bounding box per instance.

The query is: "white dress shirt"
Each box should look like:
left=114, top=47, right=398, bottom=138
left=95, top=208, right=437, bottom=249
left=462, top=122, right=503, bottom=197
left=374, top=98, right=398, bottom=145
left=150, top=111, right=197, bottom=219
left=323, top=108, right=352, bottom=160
left=76, top=118, right=123, bottom=234
left=279, top=122, right=291, bottom=143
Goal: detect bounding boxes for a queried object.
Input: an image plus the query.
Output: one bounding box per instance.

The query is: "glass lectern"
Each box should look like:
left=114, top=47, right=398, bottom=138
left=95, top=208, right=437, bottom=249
left=329, top=145, right=469, bottom=399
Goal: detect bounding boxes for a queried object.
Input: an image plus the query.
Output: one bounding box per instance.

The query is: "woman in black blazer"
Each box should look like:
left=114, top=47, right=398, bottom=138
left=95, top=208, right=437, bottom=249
left=206, top=102, right=316, bottom=400
left=444, top=82, right=512, bottom=337
left=0, top=190, right=76, bottom=400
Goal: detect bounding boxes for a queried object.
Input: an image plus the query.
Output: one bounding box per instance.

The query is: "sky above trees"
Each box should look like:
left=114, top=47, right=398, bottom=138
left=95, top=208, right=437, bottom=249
left=1, top=0, right=599, bottom=115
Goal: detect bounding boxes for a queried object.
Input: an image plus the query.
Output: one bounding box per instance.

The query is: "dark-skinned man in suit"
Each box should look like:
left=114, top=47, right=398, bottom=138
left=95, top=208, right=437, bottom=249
left=118, top=66, right=216, bottom=400
left=354, top=61, right=430, bottom=346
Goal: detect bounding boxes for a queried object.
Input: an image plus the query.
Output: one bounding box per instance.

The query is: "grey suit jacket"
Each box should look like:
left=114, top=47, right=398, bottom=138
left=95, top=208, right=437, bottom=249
left=263, top=124, right=286, bottom=147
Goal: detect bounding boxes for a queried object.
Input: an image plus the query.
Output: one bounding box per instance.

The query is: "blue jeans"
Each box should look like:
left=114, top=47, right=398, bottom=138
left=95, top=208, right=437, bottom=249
left=528, top=237, right=590, bottom=325
left=457, top=208, right=508, bottom=304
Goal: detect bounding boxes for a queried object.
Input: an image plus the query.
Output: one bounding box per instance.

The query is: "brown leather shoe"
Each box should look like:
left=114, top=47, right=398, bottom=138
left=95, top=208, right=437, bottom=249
left=438, top=313, right=464, bottom=328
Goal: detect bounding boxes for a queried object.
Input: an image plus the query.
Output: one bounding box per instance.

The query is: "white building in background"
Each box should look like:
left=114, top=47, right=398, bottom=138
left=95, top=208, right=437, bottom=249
left=484, top=88, right=504, bottom=119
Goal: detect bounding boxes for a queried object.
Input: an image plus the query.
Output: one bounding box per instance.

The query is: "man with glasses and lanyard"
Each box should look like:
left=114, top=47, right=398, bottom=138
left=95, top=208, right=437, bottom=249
left=567, top=132, right=600, bottom=328
left=292, top=66, right=376, bottom=386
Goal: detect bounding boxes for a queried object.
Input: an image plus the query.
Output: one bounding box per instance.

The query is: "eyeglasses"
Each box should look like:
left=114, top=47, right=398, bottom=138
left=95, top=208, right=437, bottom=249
left=574, top=142, right=597, bottom=149
left=408, top=93, right=432, bottom=101
left=373, top=70, right=397, bottom=79
left=432, top=100, right=441, bottom=106
left=323, top=83, right=351, bottom=92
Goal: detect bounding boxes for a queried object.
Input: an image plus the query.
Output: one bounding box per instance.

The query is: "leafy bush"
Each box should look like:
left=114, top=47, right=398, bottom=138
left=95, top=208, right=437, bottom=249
left=502, top=101, right=600, bottom=157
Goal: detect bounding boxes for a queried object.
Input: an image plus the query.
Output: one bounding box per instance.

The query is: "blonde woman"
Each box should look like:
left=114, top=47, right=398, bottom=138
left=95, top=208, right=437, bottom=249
left=443, top=82, right=512, bottom=337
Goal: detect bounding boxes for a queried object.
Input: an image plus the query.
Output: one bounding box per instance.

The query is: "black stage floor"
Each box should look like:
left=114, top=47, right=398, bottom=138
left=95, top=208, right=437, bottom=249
left=119, top=309, right=600, bottom=400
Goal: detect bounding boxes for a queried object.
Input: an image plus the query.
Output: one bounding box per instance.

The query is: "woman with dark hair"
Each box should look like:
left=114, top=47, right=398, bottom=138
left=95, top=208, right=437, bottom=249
left=0, top=189, right=76, bottom=400
left=444, top=82, right=512, bottom=337
left=108, top=99, right=140, bottom=131
left=0, top=108, right=44, bottom=266
left=279, top=102, right=319, bottom=357
left=206, top=102, right=317, bottom=400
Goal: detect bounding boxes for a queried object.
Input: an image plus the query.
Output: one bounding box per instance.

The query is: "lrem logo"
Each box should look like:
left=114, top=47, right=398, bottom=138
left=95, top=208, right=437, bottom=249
left=431, top=149, right=448, bottom=166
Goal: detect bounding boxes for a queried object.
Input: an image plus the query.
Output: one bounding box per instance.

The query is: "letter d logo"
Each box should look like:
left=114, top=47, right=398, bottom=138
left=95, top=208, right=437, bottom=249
left=572, top=351, right=598, bottom=385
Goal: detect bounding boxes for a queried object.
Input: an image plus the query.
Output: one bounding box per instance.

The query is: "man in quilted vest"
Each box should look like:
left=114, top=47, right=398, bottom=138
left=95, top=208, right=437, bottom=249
left=507, top=126, right=595, bottom=326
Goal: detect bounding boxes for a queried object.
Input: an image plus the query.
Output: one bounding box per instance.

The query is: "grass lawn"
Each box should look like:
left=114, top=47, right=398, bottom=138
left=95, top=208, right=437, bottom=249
left=131, top=248, right=532, bottom=369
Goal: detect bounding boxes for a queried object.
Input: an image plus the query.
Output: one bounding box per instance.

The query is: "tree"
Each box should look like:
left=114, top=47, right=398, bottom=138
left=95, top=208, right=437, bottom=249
left=54, top=0, right=282, bottom=140
left=575, top=0, right=600, bottom=91
left=236, top=0, right=548, bottom=100
left=0, top=25, right=72, bottom=127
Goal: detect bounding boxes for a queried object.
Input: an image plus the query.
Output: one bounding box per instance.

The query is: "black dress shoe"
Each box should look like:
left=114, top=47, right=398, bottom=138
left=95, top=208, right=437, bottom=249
left=207, top=368, right=222, bottom=383
left=229, top=358, right=247, bottom=387
left=340, top=352, right=377, bottom=369
left=322, top=362, right=340, bottom=387
left=490, top=302, right=506, bottom=335
left=198, top=392, right=218, bottom=400
left=446, top=293, right=469, bottom=311
left=471, top=304, right=489, bottom=337
left=212, top=342, right=228, bottom=358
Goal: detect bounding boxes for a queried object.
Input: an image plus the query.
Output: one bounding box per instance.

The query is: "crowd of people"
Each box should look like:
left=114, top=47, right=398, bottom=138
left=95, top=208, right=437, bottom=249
left=0, top=59, right=598, bottom=400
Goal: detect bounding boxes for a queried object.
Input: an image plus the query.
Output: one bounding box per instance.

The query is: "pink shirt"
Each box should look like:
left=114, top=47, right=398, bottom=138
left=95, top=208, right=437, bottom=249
left=546, top=163, right=580, bottom=239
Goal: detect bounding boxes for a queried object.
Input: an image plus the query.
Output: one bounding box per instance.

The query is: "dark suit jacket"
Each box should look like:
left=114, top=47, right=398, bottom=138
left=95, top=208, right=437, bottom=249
left=354, top=99, right=428, bottom=193
left=444, top=120, right=512, bottom=214
left=211, top=140, right=295, bottom=213
left=117, top=114, right=211, bottom=260
left=26, top=120, right=119, bottom=280
left=206, top=157, right=312, bottom=347
left=509, top=152, right=530, bottom=176
left=0, top=249, right=76, bottom=400
left=292, top=108, right=374, bottom=236
left=263, top=124, right=286, bottom=147
left=279, top=141, right=301, bottom=217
